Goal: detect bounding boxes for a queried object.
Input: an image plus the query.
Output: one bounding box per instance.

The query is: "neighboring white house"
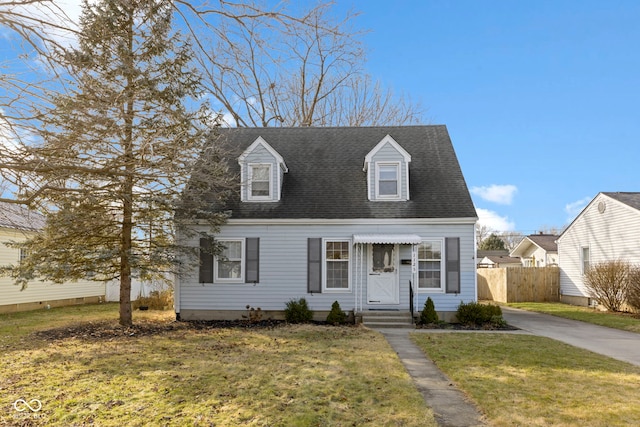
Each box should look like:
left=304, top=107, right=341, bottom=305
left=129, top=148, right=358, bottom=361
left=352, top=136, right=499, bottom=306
left=105, top=278, right=171, bottom=302
left=0, top=202, right=105, bottom=313
left=175, top=126, right=478, bottom=322
left=557, top=192, right=640, bottom=306
left=510, top=233, right=559, bottom=267
left=477, top=255, right=521, bottom=268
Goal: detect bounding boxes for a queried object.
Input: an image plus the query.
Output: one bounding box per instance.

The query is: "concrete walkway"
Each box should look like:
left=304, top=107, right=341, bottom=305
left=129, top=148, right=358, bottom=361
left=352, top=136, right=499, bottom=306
left=501, top=306, right=640, bottom=366
left=375, top=307, right=640, bottom=426
left=377, top=328, right=487, bottom=427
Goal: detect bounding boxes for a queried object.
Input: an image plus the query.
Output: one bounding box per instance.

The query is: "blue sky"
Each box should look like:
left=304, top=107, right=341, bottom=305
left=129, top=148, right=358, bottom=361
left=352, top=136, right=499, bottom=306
left=336, top=0, right=640, bottom=234
left=2, top=1, right=638, bottom=235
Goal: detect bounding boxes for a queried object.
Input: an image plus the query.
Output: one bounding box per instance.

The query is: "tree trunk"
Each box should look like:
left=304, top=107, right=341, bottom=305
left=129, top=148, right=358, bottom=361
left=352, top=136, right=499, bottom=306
left=119, top=9, right=135, bottom=327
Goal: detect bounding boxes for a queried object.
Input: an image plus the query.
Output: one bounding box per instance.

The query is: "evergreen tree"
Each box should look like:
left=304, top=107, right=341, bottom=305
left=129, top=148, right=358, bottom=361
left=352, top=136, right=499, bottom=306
left=479, top=233, right=507, bottom=251
left=2, top=0, right=228, bottom=326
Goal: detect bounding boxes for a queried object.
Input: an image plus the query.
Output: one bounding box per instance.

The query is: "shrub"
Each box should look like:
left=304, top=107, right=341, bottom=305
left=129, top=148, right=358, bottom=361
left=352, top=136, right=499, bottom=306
left=627, top=265, right=640, bottom=312
left=284, top=298, right=313, bottom=323
left=456, top=301, right=503, bottom=326
left=243, top=305, right=263, bottom=323
left=133, top=290, right=173, bottom=310
left=326, top=301, right=347, bottom=325
left=584, top=260, right=630, bottom=312
left=419, top=297, right=439, bottom=325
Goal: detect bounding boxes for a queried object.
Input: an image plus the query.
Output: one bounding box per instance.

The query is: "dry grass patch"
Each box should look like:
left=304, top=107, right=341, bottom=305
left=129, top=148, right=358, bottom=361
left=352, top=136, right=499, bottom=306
left=509, top=302, right=640, bottom=333
left=412, top=332, right=640, bottom=426
left=1, top=304, right=435, bottom=426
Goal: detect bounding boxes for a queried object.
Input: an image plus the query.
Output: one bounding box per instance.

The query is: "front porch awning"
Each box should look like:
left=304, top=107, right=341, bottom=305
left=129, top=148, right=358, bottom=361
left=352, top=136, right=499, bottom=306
left=352, top=234, right=422, bottom=244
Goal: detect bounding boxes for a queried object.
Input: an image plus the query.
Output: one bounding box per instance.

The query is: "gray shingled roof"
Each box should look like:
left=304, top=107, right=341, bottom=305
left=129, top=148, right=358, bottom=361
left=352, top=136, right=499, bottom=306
left=0, top=202, right=45, bottom=231
left=603, top=192, right=640, bottom=211
left=526, top=234, right=558, bottom=252
left=196, top=126, right=477, bottom=220
left=483, top=255, right=521, bottom=265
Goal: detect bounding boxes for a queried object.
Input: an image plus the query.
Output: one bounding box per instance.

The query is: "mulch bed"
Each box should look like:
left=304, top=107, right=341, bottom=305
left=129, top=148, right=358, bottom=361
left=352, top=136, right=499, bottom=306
left=32, top=318, right=289, bottom=341
left=32, top=317, right=517, bottom=342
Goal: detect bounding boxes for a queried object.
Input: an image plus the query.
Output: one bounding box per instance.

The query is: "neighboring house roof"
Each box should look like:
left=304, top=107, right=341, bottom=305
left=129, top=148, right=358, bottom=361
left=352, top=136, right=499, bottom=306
left=0, top=202, right=45, bottom=231
left=601, top=192, right=640, bottom=211
left=526, top=234, right=558, bottom=252
left=510, top=233, right=558, bottom=258
left=477, top=250, right=510, bottom=259
left=481, top=255, right=521, bottom=265
left=195, top=126, right=477, bottom=220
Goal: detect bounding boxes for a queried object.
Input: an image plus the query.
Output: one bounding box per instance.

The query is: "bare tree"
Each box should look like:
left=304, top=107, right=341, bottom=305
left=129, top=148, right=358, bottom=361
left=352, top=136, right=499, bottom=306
left=475, top=223, right=492, bottom=249
left=500, top=231, right=524, bottom=252
left=175, top=0, right=424, bottom=127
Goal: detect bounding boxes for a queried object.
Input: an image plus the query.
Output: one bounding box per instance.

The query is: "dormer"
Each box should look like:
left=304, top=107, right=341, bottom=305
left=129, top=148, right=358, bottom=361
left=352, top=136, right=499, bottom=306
left=363, top=135, right=411, bottom=201
left=239, top=136, right=288, bottom=202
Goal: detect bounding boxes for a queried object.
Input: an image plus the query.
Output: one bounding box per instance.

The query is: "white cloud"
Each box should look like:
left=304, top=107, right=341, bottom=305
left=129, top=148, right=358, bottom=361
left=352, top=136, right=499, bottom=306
left=470, top=184, right=518, bottom=205
left=565, top=196, right=591, bottom=221
left=476, top=208, right=516, bottom=232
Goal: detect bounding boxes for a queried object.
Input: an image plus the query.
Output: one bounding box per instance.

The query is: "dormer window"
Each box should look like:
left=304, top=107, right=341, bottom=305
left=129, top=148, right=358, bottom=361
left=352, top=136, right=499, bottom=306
left=377, top=163, right=400, bottom=198
left=249, top=164, right=271, bottom=199
left=364, top=135, right=411, bottom=201
left=238, top=136, right=288, bottom=203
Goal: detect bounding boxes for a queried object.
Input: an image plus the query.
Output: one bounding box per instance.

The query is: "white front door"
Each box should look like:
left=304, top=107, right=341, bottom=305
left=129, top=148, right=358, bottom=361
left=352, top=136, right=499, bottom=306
left=367, top=244, right=399, bottom=304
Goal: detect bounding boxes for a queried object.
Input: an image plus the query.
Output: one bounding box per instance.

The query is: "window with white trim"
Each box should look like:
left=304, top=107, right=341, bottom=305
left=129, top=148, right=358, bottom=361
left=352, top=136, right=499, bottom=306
left=581, top=246, right=590, bottom=275
left=418, top=240, right=443, bottom=290
left=325, top=240, right=350, bottom=290
left=249, top=164, right=271, bottom=199
left=376, top=163, right=399, bottom=198
left=215, top=239, right=244, bottom=282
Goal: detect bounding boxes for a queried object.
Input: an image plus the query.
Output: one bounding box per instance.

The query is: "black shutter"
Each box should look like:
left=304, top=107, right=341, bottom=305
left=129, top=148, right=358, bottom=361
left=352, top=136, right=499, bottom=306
left=307, top=238, right=322, bottom=293
left=199, top=237, right=214, bottom=283
left=445, top=237, right=460, bottom=294
left=245, top=238, right=260, bottom=283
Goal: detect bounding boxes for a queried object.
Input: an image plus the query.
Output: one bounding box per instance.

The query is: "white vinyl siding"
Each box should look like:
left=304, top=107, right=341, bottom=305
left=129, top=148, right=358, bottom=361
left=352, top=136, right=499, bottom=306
left=215, top=239, right=244, bottom=283
left=418, top=240, right=443, bottom=291
left=324, top=240, right=350, bottom=291
left=558, top=194, right=640, bottom=298
left=178, top=221, right=476, bottom=314
left=0, top=228, right=105, bottom=307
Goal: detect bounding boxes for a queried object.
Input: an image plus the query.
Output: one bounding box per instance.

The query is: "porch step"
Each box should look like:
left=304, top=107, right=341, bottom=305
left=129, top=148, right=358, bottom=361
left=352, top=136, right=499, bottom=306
left=361, top=311, right=414, bottom=328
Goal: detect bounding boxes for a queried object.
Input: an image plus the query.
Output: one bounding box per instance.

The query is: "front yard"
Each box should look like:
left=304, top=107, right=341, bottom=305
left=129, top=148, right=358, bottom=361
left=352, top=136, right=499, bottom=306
left=2, top=303, right=640, bottom=426
left=1, top=304, right=434, bottom=426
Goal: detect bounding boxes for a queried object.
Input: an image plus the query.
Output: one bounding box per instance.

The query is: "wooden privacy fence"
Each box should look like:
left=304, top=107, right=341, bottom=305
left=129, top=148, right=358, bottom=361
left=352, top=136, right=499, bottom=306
left=477, top=266, right=560, bottom=303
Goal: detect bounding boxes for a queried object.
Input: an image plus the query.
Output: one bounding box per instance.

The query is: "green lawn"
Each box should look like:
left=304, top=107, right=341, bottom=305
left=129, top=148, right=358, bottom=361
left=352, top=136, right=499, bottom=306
left=508, top=302, right=640, bottom=333
left=1, top=304, right=435, bottom=426
left=412, top=332, right=640, bottom=426
left=5, top=303, right=640, bottom=426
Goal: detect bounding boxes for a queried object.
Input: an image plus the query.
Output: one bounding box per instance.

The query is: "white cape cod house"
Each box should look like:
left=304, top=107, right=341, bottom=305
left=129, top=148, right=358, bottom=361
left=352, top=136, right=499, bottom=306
left=175, top=126, right=478, bottom=322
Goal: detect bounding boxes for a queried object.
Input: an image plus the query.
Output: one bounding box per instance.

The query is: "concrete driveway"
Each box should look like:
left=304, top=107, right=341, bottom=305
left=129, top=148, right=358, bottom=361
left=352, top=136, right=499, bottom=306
left=502, top=307, right=640, bottom=366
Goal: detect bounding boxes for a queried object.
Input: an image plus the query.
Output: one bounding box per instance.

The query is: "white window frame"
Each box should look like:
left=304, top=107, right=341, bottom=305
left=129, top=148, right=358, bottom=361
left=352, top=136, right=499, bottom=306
left=375, top=162, right=401, bottom=199
left=323, top=239, right=351, bottom=292
left=248, top=163, right=272, bottom=201
left=214, top=238, right=245, bottom=283
left=417, top=239, right=445, bottom=292
left=581, top=246, right=590, bottom=275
